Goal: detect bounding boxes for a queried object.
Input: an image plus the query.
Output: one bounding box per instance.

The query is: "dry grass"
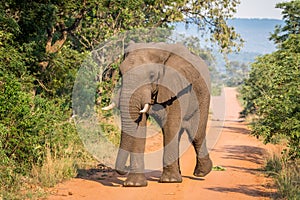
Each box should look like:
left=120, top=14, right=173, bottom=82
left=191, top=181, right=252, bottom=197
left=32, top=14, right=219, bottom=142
left=0, top=143, right=95, bottom=200
left=265, top=153, right=300, bottom=199
left=31, top=148, right=78, bottom=188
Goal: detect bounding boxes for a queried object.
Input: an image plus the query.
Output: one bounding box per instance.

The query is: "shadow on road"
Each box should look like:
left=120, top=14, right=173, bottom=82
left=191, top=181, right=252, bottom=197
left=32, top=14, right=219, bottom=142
left=221, top=145, right=267, bottom=165
left=213, top=124, right=250, bottom=135
left=76, top=165, right=163, bottom=187
left=76, top=165, right=207, bottom=187
left=205, top=184, right=276, bottom=198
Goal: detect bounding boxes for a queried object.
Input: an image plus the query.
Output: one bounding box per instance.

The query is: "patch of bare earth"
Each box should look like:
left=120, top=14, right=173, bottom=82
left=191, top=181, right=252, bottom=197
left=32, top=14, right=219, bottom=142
left=47, top=88, right=276, bottom=200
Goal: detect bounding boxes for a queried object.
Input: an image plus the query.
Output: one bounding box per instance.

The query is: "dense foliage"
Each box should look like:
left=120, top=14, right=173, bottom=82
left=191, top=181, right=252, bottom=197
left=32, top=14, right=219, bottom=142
left=0, top=0, right=242, bottom=198
left=241, top=0, right=300, bottom=159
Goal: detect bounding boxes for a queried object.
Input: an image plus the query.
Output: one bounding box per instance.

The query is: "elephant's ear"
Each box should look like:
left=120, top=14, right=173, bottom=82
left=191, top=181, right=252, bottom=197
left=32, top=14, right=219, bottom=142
left=156, top=84, right=176, bottom=104
left=156, top=56, right=192, bottom=104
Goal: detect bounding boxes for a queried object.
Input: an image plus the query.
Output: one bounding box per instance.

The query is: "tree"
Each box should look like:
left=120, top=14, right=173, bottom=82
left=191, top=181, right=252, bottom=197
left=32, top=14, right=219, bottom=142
left=2, top=0, right=242, bottom=59
left=1, top=0, right=243, bottom=97
left=241, top=0, right=300, bottom=159
left=270, top=0, right=300, bottom=45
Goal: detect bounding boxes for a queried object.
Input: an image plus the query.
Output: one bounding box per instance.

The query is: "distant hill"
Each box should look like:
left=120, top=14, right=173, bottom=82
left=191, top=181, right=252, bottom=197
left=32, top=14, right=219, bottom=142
left=175, top=18, right=283, bottom=54
left=227, top=18, right=284, bottom=54
left=175, top=18, right=284, bottom=70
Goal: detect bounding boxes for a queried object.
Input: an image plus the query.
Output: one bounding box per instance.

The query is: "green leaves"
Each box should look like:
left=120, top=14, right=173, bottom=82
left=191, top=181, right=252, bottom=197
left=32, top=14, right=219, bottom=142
left=271, top=0, right=300, bottom=45
left=212, top=165, right=226, bottom=171
left=241, top=18, right=300, bottom=159
left=0, top=73, right=76, bottom=170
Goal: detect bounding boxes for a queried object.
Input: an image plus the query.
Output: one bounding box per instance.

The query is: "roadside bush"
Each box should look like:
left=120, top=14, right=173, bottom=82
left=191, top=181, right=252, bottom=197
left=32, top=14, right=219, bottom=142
left=240, top=35, right=300, bottom=159
left=0, top=72, right=90, bottom=198
left=1, top=73, right=75, bottom=168
left=240, top=1, right=300, bottom=160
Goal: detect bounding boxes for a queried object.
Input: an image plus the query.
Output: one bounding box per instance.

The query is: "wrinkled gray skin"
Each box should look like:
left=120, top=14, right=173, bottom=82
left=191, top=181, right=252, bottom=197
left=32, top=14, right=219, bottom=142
left=112, top=43, right=212, bottom=187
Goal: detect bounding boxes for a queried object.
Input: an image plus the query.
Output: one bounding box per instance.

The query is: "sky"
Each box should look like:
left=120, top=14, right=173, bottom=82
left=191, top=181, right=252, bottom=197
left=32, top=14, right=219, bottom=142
left=234, top=0, right=287, bottom=19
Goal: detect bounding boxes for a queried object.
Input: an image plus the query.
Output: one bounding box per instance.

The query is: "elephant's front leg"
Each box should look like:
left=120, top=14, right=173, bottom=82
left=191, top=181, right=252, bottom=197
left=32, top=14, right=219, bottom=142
left=160, top=106, right=183, bottom=183
left=118, top=113, right=148, bottom=187
left=124, top=135, right=147, bottom=187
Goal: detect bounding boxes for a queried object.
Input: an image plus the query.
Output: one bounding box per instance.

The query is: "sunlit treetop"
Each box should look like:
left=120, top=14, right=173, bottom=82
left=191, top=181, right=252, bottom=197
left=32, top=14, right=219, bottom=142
left=1, top=0, right=243, bottom=57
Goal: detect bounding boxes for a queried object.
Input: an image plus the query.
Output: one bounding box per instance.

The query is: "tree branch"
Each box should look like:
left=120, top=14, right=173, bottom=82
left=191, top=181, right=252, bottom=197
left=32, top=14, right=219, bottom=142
left=40, top=0, right=88, bottom=69
left=36, top=79, right=53, bottom=93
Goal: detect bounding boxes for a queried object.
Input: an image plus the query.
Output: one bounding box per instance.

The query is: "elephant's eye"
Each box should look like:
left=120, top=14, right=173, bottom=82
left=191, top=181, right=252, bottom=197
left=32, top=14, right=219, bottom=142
left=149, top=71, right=155, bottom=81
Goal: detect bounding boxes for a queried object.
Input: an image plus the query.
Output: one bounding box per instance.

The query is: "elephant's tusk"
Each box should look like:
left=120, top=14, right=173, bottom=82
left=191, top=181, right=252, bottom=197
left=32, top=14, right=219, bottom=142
left=140, top=103, right=150, bottom=113
left=102, top=102, right=116, bottom=111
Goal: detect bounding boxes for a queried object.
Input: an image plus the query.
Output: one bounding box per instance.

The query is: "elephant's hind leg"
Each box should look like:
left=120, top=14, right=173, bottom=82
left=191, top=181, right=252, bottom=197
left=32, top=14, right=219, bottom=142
left=185, top=111, right=213, bottom=177
left=192, top=138, right=213, bottom=177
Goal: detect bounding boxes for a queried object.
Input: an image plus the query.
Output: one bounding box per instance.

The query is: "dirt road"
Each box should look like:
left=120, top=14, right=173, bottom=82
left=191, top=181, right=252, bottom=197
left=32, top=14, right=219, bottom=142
left=48, top=87, right=274, bottom=200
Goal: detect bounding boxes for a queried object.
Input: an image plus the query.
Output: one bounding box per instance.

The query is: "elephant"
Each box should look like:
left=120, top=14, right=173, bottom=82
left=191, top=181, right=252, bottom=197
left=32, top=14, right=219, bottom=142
left=102, top=42, right=212, bottom=187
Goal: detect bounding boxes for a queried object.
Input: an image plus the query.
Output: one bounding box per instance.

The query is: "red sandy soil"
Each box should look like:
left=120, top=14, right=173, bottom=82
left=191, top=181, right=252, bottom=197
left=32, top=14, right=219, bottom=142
left=47, top=87, right=276, bottom=200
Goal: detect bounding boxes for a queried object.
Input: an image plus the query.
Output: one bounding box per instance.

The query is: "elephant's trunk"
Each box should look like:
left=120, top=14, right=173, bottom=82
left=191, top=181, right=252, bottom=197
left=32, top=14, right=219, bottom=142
left=115, top=86, right=151, bottom=173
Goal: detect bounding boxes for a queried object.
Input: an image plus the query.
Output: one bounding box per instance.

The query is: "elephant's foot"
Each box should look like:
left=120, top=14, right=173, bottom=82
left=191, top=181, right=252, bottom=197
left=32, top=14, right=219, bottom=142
left=193, top=155, right=213, bottom=177
left=116, top=169, right=128, bottom=175
left=123, top=173, right=147, bottom=187
left=159, top=168, right=182, bottom=183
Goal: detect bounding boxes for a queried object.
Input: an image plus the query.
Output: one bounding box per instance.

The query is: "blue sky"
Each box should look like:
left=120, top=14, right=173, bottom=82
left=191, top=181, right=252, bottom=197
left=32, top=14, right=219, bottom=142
left=234, top=0, right=287, bottom=19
